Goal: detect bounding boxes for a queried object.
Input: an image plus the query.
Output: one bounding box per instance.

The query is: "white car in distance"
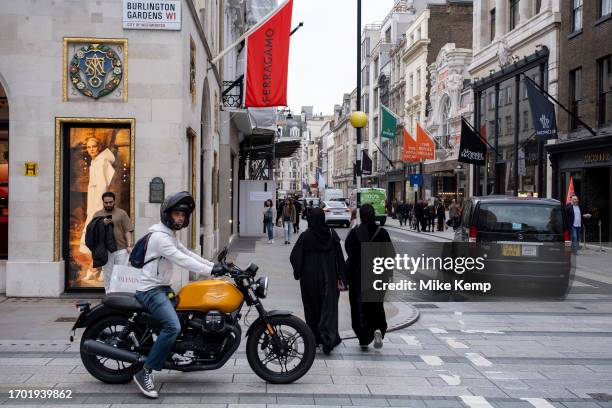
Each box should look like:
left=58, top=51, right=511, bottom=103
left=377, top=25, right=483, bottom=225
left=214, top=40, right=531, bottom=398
left=321, top=200, right=351, bottom=227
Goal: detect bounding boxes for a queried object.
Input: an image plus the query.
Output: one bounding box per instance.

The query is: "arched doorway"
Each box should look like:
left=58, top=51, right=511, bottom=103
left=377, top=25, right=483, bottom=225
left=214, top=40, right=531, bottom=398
left=0, top=82, right=8, bottom=260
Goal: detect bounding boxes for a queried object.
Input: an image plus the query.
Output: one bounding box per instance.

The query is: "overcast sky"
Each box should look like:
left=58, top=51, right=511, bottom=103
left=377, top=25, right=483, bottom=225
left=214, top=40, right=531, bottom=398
left=286, top=0, right=395, bottom=116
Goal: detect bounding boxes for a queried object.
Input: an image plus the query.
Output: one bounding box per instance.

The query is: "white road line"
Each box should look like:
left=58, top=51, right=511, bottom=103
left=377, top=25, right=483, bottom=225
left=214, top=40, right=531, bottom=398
left=465, top=352, right=493, bottom=367
left=442, top=337, right=469, bottom=349
left=438, top=372, right=461, bottom=386
left=420, top=355, right=444, bottom=366
left=428, top=327, right=448, bottom=334
left=400, top=335, right=420, bottom=346
left=460, top=396, right=494, bottom=408
left=461, top=329, right=505, bottom=334
left=521, top=398, right=556, bottom=408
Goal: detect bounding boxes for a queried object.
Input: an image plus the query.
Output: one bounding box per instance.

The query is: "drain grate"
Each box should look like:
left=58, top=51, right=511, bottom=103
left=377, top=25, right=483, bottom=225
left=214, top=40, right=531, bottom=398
left=55, top=317, right=77, bottom=322
left=589, top=393, right=612, bottom=402
left=413, top=303, right=439, bottom=309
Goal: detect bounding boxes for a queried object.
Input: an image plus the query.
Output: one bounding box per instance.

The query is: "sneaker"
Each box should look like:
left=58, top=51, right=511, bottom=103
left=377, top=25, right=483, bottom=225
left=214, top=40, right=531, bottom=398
left=271, top=239, right=274, bottom=243
left=133, top=368, right=158, bottom=398
left=373, top=330, right=383, bottom=349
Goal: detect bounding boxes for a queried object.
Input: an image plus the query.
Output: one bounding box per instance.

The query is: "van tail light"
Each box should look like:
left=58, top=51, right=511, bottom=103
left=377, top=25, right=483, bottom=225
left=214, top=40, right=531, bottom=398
left=469, top=226, right=478, bottom=243
left=345, top=208, right=351, bottom=212
left=324, top=208, right=331, bottom=213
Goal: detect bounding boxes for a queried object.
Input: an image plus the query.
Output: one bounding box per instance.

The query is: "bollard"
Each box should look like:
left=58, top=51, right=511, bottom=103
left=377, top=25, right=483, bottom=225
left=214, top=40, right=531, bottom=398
left=598, top=220, right=606, bottom=253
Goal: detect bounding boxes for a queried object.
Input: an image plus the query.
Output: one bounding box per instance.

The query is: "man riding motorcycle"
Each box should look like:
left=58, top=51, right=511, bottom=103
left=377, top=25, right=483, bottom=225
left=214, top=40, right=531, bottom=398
left=133, top=191, right=215, bottom=398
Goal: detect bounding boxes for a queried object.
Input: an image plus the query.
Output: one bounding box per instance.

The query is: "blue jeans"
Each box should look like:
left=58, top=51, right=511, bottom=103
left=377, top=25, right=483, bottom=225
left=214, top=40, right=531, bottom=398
left=283, top=221, right=292, bottom=242
left=266, top=220, right=274, bottom=240
left=571, top=226, right=582, bottom=253
left=135, top=286, right=181, bottom=371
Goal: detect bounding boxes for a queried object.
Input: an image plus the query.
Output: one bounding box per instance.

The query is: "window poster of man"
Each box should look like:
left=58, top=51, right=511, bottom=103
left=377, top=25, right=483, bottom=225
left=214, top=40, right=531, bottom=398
left=67, top=127, right=132, bottom=289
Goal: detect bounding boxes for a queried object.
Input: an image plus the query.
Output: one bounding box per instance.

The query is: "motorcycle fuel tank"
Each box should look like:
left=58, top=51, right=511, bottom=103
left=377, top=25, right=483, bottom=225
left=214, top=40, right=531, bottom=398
left=176, top=280, right=244, bottom=313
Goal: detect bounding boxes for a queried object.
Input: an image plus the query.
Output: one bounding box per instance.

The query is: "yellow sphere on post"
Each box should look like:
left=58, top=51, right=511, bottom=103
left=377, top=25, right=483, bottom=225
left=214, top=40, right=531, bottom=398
left=350, top=111, right=368, bottom=128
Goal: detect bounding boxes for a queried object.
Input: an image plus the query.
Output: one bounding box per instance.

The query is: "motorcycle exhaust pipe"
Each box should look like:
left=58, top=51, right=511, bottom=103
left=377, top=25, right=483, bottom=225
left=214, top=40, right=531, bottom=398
left=82, top=339, right=144, bottom=364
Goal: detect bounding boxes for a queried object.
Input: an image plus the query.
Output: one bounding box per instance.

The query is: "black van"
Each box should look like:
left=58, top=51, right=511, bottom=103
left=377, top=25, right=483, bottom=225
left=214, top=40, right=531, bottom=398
left=454, top=196, right=573, bottom=296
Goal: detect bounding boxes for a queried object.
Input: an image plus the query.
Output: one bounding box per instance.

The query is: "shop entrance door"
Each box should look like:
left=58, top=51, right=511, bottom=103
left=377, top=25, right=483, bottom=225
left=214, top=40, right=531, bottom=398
left=584, top=167, right=610, bottom=244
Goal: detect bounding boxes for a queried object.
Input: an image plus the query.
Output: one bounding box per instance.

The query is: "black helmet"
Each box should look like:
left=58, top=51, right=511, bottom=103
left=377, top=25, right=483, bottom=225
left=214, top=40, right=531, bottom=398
left=160, top=191, right=195, bottom=230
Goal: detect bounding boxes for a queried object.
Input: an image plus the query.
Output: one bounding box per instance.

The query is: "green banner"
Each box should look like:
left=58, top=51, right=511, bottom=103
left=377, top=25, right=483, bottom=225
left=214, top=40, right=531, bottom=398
left=380, top=105, right=397, bottom=139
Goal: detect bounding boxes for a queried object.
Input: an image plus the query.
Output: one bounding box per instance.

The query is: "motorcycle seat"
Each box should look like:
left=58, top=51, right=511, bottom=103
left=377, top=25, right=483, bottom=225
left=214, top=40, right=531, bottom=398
left=102, top=293, right=147, bottom=312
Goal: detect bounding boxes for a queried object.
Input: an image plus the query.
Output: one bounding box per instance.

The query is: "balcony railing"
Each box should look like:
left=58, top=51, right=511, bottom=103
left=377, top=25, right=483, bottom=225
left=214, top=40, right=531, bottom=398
left=222, top=75, right=243, bottom=109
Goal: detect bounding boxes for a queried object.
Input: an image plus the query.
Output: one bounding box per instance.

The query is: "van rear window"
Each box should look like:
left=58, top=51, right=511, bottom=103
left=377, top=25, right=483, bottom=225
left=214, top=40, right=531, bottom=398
left=477, top=203, right=564, bottom=234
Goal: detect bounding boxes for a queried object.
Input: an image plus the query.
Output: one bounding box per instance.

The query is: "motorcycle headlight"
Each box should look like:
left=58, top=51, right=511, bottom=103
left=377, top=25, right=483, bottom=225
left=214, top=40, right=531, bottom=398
left=255, top=276, right=269, bottom=298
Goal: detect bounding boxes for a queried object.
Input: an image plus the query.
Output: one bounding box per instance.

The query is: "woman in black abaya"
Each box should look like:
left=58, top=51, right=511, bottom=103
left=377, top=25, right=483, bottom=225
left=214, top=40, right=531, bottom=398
left=345, top=204, right=392, bottom=350
left=290, top=208, right=346, bottom=354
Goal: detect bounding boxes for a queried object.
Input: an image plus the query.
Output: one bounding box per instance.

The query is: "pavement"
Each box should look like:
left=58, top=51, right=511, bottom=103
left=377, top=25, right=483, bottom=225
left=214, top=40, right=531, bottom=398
left=0, top=220, right=611, bottom=407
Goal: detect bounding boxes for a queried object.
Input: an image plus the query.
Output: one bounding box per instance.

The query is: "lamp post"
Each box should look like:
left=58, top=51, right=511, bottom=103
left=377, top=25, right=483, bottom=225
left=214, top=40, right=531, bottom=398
left=350, top=111, right=367, bottom=190
left=355, top=0, right=362, bottom=190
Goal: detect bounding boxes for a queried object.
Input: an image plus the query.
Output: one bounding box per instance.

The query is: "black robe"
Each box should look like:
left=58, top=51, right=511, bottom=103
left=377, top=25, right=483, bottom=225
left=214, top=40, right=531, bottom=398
left=345, top=223, right=392, bottom=345
left=290, top=227, right=344, bottom=351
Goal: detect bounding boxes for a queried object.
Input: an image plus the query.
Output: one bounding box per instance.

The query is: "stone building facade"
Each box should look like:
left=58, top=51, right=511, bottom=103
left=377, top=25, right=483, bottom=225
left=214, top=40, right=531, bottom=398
left=0, top=0, right=225, bottom=296
left=547, top=0, right=612, bottom=244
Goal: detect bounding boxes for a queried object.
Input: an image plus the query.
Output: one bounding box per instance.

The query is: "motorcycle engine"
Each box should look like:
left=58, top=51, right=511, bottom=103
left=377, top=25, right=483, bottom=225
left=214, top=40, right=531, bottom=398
left=203, top=310, right=224, bottom=332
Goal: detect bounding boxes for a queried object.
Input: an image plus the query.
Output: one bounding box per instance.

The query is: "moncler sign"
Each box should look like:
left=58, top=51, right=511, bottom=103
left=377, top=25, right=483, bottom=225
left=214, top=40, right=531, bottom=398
left=460, top=149, right=485, bottom=162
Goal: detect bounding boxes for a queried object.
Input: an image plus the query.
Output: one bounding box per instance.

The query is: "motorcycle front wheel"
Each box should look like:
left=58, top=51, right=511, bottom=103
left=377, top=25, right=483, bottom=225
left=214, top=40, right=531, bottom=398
left=246, top=315, right=316, bottom=384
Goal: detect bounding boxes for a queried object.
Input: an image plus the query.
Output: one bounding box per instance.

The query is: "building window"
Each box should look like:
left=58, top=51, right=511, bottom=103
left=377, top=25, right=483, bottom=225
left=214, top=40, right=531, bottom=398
left=572, top=0, right=583, bottom=33
left=374, top=57, right=379, bottom=77
left=441, top=98, right=451, bottom=148
left=489, top=92, right=496, bottom=110
left=570, top=67, right=582, bottom=130
left=597, top=55, right=612, bottom=125
left=409, top=74, right=414, bottom=97
left=506, top=86, right=513, bottom=105
left=600, top=0, right=612, bottom=18
left=490, top=9, right=496, bottom=41
left=510, top=0, right=520, bottom=30
left=385, top=27, right=391, bottom=43
left=506, top=115, right=513, bottom=134
left=416, top=69, right=421, bottom=95
left=374, top=88, right=379, bottom=108
left=523, top=110, right=529, bottom=130
left=535, top=0, right=542, bottom=13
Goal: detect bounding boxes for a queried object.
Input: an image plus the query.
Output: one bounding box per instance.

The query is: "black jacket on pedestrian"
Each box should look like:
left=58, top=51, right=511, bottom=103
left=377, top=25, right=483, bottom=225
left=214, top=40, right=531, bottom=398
left=565, top=204, right=588, bottom=227
left=290, top=208, right=345, bottom=352
left=85, top=216, right=118, bottom=268
left=345, top=204, right=393, bottom=346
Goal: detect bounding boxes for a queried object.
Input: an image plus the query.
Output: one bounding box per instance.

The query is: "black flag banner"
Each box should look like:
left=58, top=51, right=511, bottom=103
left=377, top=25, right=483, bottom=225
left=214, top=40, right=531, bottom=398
left=525, top=78, right=558, bottom=141
left=458, top=118, right=486, bottom=166
left=362, top=151, right=372, bottom=175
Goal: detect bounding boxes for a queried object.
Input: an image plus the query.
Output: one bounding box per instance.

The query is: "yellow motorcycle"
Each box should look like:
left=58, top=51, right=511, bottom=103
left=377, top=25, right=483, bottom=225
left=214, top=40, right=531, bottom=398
left=71, top=247, right=316, bottom=384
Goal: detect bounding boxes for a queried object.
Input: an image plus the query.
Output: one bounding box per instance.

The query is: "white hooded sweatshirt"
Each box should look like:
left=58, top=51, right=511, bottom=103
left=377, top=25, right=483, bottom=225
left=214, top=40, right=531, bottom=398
left=137, top=222, right=214, bottom=292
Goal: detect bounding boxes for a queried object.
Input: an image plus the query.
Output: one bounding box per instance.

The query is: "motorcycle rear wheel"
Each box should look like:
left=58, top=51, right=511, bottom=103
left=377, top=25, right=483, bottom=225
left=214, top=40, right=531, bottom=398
left=246, top=315, right=316, bottom=384
left=80, top=315, right=148, bottom=384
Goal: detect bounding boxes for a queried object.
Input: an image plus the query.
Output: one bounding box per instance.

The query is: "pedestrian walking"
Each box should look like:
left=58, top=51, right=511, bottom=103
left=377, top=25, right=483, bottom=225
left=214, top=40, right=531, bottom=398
left=415, top=200, right=424, bottom=232
left=263, top=199, right=276, bottom=243
left=293, top=198, right=302, bottom=233
left=290, top=208, right=346, bottom=355
left=345, top=204, right=392, bottom=350
left=399, top=201, right=410, bottom=226
left=436, top=199, right=446, bottom=232
left=565, top=195, right=590, bottom=254
left=91, top=192, right=134, bottom=292
left=349, top=208, right=358, bottom=229
left=448, top=199, right=460, bottom=230
left=282, top=198, right=297, bottom=245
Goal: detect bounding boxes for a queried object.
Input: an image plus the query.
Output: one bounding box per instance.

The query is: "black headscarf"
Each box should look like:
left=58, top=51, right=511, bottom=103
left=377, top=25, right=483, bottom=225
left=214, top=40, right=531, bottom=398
left=301, top=208, right=336, bottom=252
left=359, top=203, right=378, bottom=238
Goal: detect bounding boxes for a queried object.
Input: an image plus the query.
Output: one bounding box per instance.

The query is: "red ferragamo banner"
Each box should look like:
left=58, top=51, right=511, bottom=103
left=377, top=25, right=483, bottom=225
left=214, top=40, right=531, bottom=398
left=244, top=0, right=293, bottom=107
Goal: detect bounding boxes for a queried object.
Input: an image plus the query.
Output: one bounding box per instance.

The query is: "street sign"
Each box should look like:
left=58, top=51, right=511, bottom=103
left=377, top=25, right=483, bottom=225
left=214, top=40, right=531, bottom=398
left=123, top=0, right=181, bottom=30
left=409, top=173, right=422, bottom=187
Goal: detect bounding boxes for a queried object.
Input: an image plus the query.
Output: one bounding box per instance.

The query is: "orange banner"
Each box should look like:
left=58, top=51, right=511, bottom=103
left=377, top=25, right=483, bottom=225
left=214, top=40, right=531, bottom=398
left=416, top=123, right=435, bottom=160
left=402, top=128, right=419, bottom=162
